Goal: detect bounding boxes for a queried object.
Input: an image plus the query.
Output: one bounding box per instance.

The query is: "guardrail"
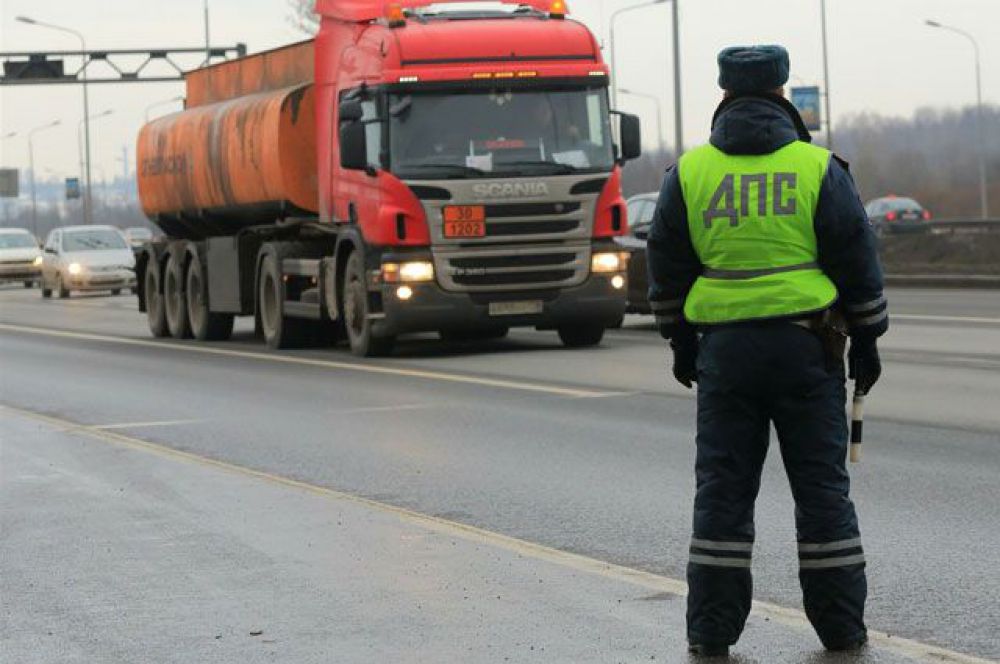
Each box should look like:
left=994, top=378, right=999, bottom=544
left=927, top=218, right=1000, bottom=233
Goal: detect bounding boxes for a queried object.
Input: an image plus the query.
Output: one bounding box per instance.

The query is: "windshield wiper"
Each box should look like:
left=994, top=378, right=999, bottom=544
left=496, top=160, right=578, bottom=175
left=397, top=163, right=486, bottom=178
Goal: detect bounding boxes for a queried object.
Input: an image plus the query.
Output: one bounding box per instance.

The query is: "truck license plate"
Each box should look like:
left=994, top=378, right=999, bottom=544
left=489, top=300, right=543, bottom=317
left=443, top=206, right=487, bottom=238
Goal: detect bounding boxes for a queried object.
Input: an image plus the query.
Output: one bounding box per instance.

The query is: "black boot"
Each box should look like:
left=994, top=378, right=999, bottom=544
left=825, top=634, right=868, bottom=652
left=688, top=642, right=730, bottom=657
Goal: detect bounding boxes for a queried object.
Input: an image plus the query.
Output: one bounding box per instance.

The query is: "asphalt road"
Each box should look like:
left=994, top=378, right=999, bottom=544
left=1, top=285, right=998, bottom=662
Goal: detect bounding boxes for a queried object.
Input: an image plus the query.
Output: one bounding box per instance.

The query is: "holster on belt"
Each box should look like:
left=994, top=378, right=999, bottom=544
left=796, top=308, right=848, bottom=370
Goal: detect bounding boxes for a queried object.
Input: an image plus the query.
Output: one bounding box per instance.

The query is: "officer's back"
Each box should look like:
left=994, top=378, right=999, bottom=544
left=647, top=45, right=887, bottom=657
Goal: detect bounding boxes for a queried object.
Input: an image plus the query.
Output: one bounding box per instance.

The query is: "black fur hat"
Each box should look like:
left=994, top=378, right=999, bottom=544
left=718, top=45, right=790, bottom=93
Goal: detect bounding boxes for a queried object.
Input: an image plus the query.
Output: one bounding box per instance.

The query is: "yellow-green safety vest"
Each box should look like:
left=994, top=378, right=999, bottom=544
left=679, top=140, right=839, bottom=325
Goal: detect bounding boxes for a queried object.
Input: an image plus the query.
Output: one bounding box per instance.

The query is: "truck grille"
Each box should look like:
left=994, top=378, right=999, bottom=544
left=434, top=245, right=590, bottom=293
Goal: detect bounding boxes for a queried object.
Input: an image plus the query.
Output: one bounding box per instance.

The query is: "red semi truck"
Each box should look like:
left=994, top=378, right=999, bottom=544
left=135, top=0, right=641, bottom=356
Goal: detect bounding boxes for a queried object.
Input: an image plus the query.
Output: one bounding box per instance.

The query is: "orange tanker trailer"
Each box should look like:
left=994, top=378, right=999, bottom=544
left=134, top=0, right=640, bottom=356
left=137, top=41, right=318, bottom=235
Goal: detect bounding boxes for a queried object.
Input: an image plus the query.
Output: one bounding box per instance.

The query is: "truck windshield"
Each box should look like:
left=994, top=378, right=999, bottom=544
left=390, top=88, right=615, bottom=180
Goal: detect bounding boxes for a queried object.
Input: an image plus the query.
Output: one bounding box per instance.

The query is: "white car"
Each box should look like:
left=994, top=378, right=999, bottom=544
left=40, top=225, right=137, bottom=298
left=0, top=228, right=43, bottom=288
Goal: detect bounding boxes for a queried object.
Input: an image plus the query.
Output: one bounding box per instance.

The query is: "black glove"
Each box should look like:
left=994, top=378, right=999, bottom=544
left=848, top=337, right=881, bottom=394
left=670, top=333, right=699, bottom=389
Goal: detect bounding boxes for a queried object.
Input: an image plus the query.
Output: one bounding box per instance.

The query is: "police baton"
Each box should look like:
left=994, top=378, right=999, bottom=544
left=849, top=387, right=867, bottom=463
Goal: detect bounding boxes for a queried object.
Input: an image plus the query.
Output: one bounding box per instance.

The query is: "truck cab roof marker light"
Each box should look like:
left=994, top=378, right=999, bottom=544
left=549, top=0, right=569, bottom=18
left=387, top=4, right=407, bottom=27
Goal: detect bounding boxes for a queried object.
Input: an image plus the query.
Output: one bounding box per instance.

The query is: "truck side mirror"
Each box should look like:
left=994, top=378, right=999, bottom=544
left=616, top=112, right=642, bottom=164
left=339, top=101, right=368, bottom=171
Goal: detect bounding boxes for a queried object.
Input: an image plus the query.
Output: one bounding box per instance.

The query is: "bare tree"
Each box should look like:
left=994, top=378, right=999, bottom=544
left=289, top=0, right=319, bottom=35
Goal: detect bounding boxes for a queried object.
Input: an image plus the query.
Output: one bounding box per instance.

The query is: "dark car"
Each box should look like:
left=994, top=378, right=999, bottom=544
left=614, top=192, right=658, bottom=314
left=864, top=196, right=932, bottom=236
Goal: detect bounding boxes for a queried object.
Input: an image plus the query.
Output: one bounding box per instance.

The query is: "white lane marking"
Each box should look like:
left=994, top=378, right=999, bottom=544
left=3, top=403, right=992, bottom=664
left=90, top=419, right=201, bottom=430
left=0, top=323, right=613, bottom=399
left=893, top=314, right=1000, bottom=325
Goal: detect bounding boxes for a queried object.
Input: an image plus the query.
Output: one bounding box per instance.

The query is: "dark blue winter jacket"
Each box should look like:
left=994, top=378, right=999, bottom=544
left=646, top=94, right=888, bottom=341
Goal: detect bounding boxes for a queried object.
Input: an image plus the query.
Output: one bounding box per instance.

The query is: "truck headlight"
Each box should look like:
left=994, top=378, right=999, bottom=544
left=67, top=262, right=83, bottom=275
left=591, top=251, right=628, bottom=274
left=382, top=261, right=435, bottom=283
left=32, top=256, right=43, bottom=267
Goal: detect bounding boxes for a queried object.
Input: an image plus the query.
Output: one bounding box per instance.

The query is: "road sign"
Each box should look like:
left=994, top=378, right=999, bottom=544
left=0, top=168, right=19, bottom=198
left=66, top=177, right=81, bottom=200
left=790, top=86, right=822, bottom=132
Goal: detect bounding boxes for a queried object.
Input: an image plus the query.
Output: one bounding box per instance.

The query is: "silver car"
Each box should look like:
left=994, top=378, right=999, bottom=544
left=0, top=228, right=43, bottom=288
left=40, top=225, right=137, bottom=298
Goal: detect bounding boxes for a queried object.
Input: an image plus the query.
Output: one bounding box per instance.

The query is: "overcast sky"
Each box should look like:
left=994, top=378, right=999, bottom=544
left=1, top=0, right=997, bottom=183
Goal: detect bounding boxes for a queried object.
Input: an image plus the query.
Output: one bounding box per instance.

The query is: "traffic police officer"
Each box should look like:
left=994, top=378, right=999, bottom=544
left=646, top=45, right=887, bottom=656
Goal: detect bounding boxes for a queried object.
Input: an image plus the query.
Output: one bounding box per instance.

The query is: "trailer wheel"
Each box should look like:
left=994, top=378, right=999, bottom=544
left=164, top=251, right=192, bottom=339
left=557, top=323, right=605, bottom=348
left=258, top=253, right=308, bottom=349
left=186, top=257, right=234, bottom=341
left=144, top=260, right=169, bottom=338
left=343, top=250, right=394, bottom=357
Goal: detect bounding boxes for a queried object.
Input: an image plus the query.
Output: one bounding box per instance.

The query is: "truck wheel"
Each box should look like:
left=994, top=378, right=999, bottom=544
left=258, top=253, right=308, bottom=349
left=144, top=260, right=170, bottom=338
left=56, top=275, right=70, bottom=299
left=41, top=278, right=51, bottom=299
left=186, top=257, right=234, bottom=341
left=164, top=251, right=192, bottom=339
left=558, top=323, right=605, bottom=348
left=111, top=289, right=122, bottom=296
left=343, top=251, right=394, bottom=357
left=24, top=280, right=34, bottom=289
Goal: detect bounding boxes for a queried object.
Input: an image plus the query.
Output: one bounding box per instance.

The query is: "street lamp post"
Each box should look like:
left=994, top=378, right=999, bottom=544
left=27, top=120, right=62, bottom=238
left=608, top=0, right=683, bottom=154
left=819, top=0, right=833, bottom=151
left=609, top=0, right=667, bottom=112
left=620, top=88, right=666, bottom=156
left=204, top=0, right=212, bottom=65
left=77, top=110, right=114, bottom=223
left=926, top=20, right=989, bottom=219
left=144, top=96, right=186, bottom=123
left=17, top=16, right=94, bottom=225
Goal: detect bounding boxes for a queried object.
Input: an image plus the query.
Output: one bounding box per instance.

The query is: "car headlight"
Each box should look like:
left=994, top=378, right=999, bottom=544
left=382, top=261, right=435, bottom=283
left=32, top=256, right=43, bottom=267
left=591, top=251, right=629, bottom=274
left=67, top=262, right=83, bottom=275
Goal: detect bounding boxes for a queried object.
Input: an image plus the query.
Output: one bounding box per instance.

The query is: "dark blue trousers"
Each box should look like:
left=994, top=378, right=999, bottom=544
left=687, top=324, right=867, bottom=648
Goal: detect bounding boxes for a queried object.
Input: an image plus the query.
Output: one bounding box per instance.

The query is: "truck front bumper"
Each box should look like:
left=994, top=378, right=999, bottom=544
left=374, top=274, right=627, bottom=337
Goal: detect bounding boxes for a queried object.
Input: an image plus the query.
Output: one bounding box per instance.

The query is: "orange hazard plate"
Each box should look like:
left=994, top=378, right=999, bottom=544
left=443, top=205, right=486, bottom=238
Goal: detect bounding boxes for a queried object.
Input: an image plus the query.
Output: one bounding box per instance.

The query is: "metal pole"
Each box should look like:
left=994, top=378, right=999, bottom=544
left=28, top=134, right=37, bottom=236
left=26, top=120, right=61, bottom=238
left=926, top=21, right=989, bottom=218
left=670, top=0, right=683, bottom=154
left=974, top=39, right=988, bottom=218
left=204, top=0, right=212, bottom=64
left=608, top=0, right=667, bottom=111
left=620, top=88, right=665, bottom=155
left=16, top=17, right=93, bottom=224
left=77, top=110, right=113, bottom=223
left=820, top=0, right=833, bottom=151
